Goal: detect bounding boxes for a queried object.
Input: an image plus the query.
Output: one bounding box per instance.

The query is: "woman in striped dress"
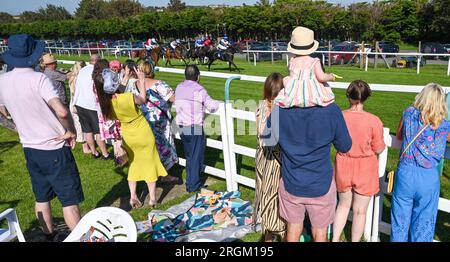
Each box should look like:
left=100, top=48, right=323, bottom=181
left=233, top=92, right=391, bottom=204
left=253, top=73, right=286, bottom=242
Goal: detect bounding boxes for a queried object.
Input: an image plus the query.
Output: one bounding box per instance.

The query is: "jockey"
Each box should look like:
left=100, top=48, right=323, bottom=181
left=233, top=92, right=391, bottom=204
left=195, top=39, right=205, bottom=49
left=145, top=38, right=158, bottom=56
left=169, top=39, right=181, bottom=53
left=204, top=38, right=213, bottom=48
left=217, top=36, right=230, bottom=51
left=217, top=36, right=230, bottom=58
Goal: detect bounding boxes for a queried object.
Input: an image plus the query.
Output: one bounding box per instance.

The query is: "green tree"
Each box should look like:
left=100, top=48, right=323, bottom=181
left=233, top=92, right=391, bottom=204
left=167, top=0, right=186, bottom=12
left=19, top=11, right=41, bottom=23
left=75, top=0, right=109, bottom=20
left=37, top=4, right=72, bottom=21
left=108, top=0, right=145, bottom=18
left=420, top=0, right=450, bottom=42
left=0, top=12, right=15, bottom=23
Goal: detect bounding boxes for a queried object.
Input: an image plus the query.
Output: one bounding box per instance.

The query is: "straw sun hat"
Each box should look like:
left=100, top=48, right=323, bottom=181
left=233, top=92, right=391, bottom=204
left=287, top=26, right=319, bottom=56
left=42, top=53, right=57, bottom=65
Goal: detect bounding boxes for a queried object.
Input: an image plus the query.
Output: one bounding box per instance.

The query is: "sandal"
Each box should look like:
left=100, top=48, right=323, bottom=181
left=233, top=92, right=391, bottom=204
left=149, top=199, right=158, bottom=208
left=129, top=198, right=142, bottom=209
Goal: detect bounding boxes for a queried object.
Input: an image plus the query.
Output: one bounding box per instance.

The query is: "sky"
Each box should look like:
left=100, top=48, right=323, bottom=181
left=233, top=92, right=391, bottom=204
left=0, top=0, right=369, bottom=15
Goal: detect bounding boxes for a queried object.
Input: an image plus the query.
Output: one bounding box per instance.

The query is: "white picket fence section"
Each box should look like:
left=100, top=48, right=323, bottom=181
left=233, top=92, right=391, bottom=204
left=58, top=60, right=450, bottom=241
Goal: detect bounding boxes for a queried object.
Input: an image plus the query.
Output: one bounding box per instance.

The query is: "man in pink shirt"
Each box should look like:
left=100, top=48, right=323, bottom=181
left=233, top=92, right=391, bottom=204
left=175, top=65, right=219, bottom=192
left=0, top=34, right=83, bottom=241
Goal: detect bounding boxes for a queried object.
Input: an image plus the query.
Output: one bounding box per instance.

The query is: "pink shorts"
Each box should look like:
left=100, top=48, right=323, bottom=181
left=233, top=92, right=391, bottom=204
left=278, top=178, right=336, bottom=229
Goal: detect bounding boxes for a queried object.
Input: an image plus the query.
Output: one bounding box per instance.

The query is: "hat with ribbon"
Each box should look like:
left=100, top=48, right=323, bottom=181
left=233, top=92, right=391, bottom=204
left=287, top=26, right=319, bottom=56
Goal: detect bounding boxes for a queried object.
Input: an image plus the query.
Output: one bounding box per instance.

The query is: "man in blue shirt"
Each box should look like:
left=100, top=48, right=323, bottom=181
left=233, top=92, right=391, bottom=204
left=266, top=103, right=352, bottom=242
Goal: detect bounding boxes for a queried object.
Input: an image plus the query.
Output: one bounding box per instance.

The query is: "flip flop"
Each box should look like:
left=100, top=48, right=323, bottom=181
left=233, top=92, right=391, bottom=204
left=129, top=198, right=142, bottom=209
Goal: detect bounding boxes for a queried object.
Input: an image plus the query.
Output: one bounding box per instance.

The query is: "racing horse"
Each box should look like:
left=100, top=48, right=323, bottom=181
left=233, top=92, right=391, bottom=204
left=188, top=46, right=210, bottom=65
left=206, top=43, right=242, bottom=72
left=163, top=44, right=189, bottom=67
left=135, top=46, right=162, bottom=66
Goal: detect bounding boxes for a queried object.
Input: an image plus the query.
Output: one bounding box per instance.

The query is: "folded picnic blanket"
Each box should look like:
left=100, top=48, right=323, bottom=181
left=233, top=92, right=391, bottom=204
left=151, top=190, right=253, bottom=242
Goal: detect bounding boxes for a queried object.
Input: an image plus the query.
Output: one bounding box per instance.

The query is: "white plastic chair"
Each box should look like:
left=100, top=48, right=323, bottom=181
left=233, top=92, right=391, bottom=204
left=63, top=207, right=137, bottom=242
left=0, top=208, right=25, bottom=242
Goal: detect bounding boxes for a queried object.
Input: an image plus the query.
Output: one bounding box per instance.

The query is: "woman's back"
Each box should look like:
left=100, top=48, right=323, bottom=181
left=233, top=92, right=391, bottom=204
left=400, top=106, right=450, bottom=168
left=339, top=110, right=385, bottom=158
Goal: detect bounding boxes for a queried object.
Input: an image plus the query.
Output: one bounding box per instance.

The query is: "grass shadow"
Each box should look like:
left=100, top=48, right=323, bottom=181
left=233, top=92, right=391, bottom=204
left=0, top=141, right=19, bottom=155
left=95, top=166, right=132, bottom=211
left=23, top=217, right=69, bottom=242
left=0, top=200, right=21, bottom=209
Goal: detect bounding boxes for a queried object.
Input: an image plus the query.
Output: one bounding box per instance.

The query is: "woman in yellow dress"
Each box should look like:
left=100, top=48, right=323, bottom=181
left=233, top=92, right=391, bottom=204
left=93, top=60, right=167, bottom=208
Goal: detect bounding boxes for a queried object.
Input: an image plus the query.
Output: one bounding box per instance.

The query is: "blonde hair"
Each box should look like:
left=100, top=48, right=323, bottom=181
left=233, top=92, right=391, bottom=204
left=414, top=83, right=448, bottom=128
left=138, top=61, right=154, bottom=79
left=68, top=61, right=86, bottom=91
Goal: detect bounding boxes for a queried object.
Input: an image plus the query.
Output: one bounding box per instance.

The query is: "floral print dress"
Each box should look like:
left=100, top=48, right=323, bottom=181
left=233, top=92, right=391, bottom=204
left=141, top=80, right=178, bottom=170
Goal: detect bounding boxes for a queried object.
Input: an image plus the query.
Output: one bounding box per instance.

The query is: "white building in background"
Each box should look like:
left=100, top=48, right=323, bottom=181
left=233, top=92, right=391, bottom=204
left=208, top=4, right=229, bottom=9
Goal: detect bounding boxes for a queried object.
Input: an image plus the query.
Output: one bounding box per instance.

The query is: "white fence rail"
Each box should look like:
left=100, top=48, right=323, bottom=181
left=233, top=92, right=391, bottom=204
left=242, top=49, right=450, bottom=76
left=2, top=44, right=449, bottom=75
left=58, top=60, right=450, bottom=242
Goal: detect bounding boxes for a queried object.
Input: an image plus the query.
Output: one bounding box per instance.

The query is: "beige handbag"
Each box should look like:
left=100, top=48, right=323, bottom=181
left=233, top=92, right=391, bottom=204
left=387, top=124, right=429, bottom=193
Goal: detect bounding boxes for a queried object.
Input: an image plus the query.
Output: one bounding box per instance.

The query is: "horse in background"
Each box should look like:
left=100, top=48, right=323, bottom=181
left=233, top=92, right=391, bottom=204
left=163, top=44, right=189, bottom=67
left=135, top=46, right=162, bottom=66
left=206, top=43, right=242, bottom=72
left=188, top=46, right=210, bottom=65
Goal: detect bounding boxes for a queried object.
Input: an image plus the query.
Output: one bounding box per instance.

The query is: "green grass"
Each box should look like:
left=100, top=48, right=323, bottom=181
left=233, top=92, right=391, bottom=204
left=398, top=42, right=419, bottom=51
left=1, top=56, right=449, bottom=242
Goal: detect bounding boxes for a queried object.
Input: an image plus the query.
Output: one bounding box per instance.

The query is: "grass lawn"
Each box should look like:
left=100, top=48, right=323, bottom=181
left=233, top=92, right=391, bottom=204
left=398, top=42, right=419, bottom=51
left=1, top=56, right=449, bottom=242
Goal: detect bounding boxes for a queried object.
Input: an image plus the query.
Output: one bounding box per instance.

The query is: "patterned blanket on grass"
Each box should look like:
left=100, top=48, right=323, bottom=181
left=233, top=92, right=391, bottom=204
left=151, top=190, right=253, bottom=242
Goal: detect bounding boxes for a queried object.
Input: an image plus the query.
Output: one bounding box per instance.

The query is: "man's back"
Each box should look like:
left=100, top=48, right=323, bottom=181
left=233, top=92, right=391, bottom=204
left=175, top=80, right=219, bottom=127
left=74, top=64, right=96, bottom=111
left=269, top=103, right=352, bottom=198
left=0, top=68, right=65, bottom=150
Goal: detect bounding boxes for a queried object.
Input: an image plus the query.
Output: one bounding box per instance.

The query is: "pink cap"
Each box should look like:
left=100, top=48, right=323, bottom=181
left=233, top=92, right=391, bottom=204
left=109, top=60, right=121, bottom=70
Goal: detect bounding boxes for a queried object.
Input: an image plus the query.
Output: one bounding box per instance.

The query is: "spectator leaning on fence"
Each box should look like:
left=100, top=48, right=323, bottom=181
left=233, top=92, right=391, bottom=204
left=175, top=65, right=220, bottom=193
left=0, top=34, right=84, bottom=240
left=332, top=80, right=385, bottom=242
left=253, top=72, right=287, bottom=242
left=391, top=83, right=450, bottom=242
left=267, top=91, right=352, bottom=242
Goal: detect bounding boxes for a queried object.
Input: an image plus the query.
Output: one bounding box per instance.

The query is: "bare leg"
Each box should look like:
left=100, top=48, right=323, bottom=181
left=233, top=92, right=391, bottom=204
left=128, top=181, right=141, bottom=208
left=332, top=191, right=353, bottom=242
left=82, top=142, right=91, bottom=154
left=62, top=205, right=81, bottom=231
left=312, top=227, right=329, bottom=242
left=84, top=132, right=98, bottom=156
left=146, top=182, right=157, bottom=206
left=95, top=134, right=109, bottom=157
left=35, top=202, right=53, bottom=235
left=351, top=193, right=371, bottom=242
left=285, top=223, right=303, bottom=242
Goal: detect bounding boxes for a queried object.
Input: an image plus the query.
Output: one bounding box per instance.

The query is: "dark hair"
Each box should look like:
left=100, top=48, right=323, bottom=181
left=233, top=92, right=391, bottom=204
left=185, top=65, right=200, bottom=81
left=92, top=59, right=115, bottom=120
left=263, top=72, right=284, bottom=110
left=346, top=80, right=371, bottom=103
left=123, top=60, right=138, bottom=78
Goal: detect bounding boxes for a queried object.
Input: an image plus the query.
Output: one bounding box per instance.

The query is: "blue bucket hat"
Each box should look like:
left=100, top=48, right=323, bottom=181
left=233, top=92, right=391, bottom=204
left=1, top=34, right=45, bottom=68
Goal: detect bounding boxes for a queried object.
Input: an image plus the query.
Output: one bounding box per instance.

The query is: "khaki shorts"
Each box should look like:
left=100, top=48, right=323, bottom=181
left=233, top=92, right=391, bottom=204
left=278, top=178, right=336, bottom=229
